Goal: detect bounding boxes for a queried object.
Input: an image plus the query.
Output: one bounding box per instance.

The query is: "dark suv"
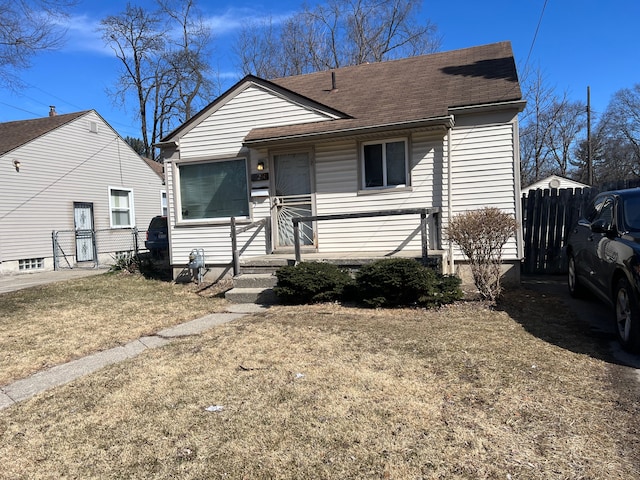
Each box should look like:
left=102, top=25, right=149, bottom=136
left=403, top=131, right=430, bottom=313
left=145, top=215, right=168, bottom=258
left=566, top=188, right=640, bottom=352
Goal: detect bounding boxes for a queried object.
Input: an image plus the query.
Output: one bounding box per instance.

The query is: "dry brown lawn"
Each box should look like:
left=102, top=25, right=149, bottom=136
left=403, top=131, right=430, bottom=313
left=0, top=274, right=639, bottom=479
left=0, top=272, right=228, bottom=385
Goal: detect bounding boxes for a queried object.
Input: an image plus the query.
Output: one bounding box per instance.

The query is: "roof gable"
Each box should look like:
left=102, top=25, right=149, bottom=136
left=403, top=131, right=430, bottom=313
left=0, top=111, right=91, bottom=156
left=160, top=77, right=349, bottom=144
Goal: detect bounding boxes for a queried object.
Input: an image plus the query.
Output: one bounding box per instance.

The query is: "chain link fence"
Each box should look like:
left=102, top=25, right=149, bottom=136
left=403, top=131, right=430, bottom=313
left=52, top=228, right=143, bottom=270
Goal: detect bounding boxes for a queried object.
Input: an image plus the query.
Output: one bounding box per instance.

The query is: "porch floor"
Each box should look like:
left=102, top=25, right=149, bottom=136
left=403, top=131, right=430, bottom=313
left=239, top=249, right=447, bottom=269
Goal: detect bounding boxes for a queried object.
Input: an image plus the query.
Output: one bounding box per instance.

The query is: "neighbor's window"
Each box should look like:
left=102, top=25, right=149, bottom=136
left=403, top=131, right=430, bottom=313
left=362, top=139, right=408, bottom=189
left=109, top=187, right=134, bottom=228
left=178, top=158, right=249, bottom=220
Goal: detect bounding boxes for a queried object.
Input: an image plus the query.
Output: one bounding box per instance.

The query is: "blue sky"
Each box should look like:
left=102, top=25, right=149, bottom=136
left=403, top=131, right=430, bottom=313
left=1, top=0, right=638, bottom=140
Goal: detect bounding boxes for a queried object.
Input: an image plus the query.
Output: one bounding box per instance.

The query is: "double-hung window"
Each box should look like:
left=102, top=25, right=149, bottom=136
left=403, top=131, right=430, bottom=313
left=178, top=158, right=249, bottom=221
left=109, top=187, right=134, bottom=228
left=362, top=139, right=408, bottom=189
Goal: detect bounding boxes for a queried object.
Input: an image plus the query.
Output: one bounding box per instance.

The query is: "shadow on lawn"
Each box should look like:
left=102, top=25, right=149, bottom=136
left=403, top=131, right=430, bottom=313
left=497, top=274, right=640, bottom=369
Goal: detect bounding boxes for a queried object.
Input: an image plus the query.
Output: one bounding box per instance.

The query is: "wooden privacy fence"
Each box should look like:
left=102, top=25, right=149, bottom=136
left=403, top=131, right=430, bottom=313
left=522, top=179, right=640, bottom=274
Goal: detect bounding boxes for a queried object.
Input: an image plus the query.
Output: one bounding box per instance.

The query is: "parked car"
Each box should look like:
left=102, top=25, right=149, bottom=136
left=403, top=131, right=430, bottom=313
left=145, top=215, right=168, bottom=258
left=566, top=188, right=640, bottom=352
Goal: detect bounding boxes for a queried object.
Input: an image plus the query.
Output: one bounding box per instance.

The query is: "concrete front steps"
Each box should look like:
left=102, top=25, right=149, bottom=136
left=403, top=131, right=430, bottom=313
left=224, top=272, right=279, bottom=304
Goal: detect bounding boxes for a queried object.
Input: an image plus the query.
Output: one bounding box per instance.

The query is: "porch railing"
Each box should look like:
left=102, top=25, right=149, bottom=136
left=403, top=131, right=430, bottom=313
left=230, top=217, right=272, bottom=276
left=292, top=207, right=441, bottom=264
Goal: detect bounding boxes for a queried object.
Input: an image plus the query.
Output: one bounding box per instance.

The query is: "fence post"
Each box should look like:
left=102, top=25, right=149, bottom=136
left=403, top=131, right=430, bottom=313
left=52, top=231, right=58, bottom=271
left=420, top=210, right=427, bottom=265
left=92, top=230, right=99, bottom=268
left=293, top=219, right=301, bottom=264
left=230, top=217, right=239, bottom=276
left=133, top=227, right=139, bottom=255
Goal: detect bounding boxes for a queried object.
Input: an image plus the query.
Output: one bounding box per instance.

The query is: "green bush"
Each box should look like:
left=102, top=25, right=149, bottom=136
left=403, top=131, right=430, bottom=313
left=355, top=258, right=462, bottom=308
left=274, top=262, right=355, bottom=304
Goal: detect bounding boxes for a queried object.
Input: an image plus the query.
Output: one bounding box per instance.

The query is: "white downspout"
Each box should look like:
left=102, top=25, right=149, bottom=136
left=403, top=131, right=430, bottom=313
left=447, top=124, right=455, bottom=275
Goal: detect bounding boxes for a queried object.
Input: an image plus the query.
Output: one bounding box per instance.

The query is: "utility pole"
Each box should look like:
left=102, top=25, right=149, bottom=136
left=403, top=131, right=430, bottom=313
left=587, top=86, right=593, bottom=185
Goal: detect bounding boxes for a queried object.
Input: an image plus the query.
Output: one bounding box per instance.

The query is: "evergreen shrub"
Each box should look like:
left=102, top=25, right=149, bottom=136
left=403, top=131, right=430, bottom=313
left=355, top=257, right=462, bottom=308
left=274, top=261, right=354, bottom=304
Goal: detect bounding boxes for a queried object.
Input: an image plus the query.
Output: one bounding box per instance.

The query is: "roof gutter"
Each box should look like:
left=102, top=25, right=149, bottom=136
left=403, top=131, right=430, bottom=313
left=449, top=99, right=527, bottom=114
left=243, top=115, right=455, bottom=147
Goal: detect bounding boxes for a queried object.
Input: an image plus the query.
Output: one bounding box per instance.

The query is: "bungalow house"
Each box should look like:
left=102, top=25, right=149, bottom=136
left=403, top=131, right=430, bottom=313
left=0, top=109, right=165, bottom=274
left=158, top=42, right=526, bottom=283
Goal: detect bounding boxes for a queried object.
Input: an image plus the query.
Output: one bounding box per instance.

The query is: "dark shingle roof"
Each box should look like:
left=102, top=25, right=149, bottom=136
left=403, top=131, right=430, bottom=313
left=245, top=42, right=522, bottom=143
left=0, top=111, right=90, bottom=156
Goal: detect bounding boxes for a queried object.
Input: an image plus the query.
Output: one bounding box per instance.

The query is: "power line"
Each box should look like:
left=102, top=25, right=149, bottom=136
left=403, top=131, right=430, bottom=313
left=524, top=0, right=549, bottom=71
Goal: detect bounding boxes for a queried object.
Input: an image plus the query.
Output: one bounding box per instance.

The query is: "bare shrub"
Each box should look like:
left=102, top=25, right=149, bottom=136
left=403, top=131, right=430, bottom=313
left=447, top=207, right=518, bottom=303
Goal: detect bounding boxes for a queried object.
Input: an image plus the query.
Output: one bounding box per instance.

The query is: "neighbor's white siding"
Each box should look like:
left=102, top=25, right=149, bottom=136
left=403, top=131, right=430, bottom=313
left=449, top=122, right=519, bottom=260
left=0, top=111, right=164, bottom=273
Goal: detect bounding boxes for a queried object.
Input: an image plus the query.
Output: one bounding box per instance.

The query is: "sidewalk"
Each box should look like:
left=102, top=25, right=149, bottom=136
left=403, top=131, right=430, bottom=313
left=0, top=303, right=266, bottom=411
left=0, top=268, right=107, bottom=294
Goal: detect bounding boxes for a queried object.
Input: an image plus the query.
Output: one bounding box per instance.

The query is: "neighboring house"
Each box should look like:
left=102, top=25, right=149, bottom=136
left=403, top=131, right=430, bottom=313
left=523, top=175, right=589, bottom=195
left=158, top=42, right=526, bottom=281
left=0, top=110, right=165, bottom=274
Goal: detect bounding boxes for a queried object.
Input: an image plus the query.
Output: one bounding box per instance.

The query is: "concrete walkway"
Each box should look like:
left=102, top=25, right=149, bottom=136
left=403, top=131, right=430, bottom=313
left=0, top=268, right=107, bottom=294
left=0, top=303, right=267, bottom=411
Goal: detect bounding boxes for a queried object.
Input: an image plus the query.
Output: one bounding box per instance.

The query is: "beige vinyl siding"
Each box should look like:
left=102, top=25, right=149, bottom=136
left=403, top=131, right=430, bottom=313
left=312, top=131, right=443, bottom=253
left=180, top=85, right=334, bottom=158
left=0, top=111, right=163, bottom=271
left=449, top=122, right=519, bottom=260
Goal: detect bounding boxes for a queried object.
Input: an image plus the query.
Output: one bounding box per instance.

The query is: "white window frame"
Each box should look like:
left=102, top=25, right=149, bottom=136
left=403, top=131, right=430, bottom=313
left=108, top=187, right=135, bottom=228
left=360, top=137, right=409, bottom=190
left=174, top=157, right=250, bottom=225
left=160, top=189, right=167, bottom=217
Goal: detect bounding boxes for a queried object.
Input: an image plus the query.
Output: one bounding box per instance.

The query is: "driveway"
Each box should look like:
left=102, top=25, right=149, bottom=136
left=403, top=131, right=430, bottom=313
left=521, top=274, right=640, bottom=370
left=0, top=268, right=107, bottom=295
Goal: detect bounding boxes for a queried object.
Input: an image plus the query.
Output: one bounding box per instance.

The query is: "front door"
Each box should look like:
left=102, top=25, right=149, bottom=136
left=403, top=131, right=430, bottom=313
left=273, top=152, right=315, bottom=248
left=74, top=202, right=95, bottom=262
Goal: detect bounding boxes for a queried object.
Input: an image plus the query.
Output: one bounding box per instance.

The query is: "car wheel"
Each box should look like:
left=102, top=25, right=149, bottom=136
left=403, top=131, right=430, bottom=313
left=614, top=277, right=640, bottom=353
left=568, top=254, right=584, bottom=298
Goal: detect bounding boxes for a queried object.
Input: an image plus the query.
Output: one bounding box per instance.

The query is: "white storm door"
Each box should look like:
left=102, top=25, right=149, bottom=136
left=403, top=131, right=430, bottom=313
left=273, top=153, right=315, bottom=248
left=74, top=202, right=95, bottom=262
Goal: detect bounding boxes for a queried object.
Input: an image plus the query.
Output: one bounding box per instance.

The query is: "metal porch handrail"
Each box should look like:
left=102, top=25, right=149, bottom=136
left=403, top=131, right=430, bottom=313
left=291, top=207, right=441, bottom=264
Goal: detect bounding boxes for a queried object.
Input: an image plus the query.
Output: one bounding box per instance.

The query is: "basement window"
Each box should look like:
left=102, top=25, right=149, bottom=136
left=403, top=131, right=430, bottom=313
left=19, top=258, right=44, bottom=270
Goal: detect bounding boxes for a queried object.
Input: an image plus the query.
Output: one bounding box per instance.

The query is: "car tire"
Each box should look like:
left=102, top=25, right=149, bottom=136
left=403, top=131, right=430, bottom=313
left=614, top=277, right=640, bottom=353
left=568, top=254, right=584, bottom=298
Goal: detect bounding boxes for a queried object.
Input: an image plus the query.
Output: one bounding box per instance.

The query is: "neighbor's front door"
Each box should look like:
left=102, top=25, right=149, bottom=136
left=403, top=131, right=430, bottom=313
left=273, top=152, right=315, bottom=248
left=74, top=202, right=95, bottom=262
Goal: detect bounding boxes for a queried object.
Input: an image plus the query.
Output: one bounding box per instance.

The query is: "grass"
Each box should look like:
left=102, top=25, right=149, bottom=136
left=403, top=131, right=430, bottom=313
left=0, top=272, right=228, bottom=385
left=0, top=274, right=639, bottom=478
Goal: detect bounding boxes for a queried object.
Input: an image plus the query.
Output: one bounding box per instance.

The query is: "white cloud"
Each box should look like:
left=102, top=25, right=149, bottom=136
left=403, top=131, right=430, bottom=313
left=203, top=7, right=294, bottom=36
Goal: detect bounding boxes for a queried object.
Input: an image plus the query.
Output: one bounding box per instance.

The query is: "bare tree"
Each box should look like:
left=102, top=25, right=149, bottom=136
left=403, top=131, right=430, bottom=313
left=0, top=0, right=77, bottom=87
left=601, top=84, right=640, bottom=167
left=100, top=5, right=165, bottom=158
left=519, top=67, right=587, bottom=186
left=100, top=0, right=215, bottom=159
left=236, top=0, right=440, bottom=78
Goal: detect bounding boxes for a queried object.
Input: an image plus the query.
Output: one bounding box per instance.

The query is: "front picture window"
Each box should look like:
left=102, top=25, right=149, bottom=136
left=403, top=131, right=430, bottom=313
left=362, top=139, right=407, bottom=189
left=178, top=158, right=249, bottom=220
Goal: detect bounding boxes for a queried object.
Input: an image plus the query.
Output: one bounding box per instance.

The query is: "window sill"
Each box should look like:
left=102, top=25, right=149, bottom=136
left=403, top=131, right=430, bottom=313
left=175, top=217, right=251, bottom=227
left=357, top=186, right=413, bottom=196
